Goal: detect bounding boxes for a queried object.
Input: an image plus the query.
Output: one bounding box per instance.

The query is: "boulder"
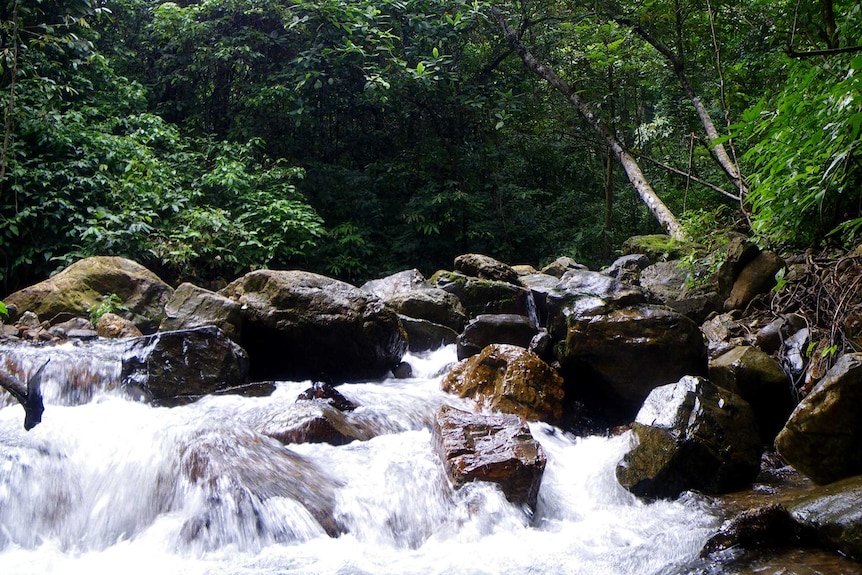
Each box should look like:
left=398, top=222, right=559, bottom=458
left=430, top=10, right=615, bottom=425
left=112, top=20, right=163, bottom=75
left=709, top=346, right=795, bottom=443
left=121, top=326, right=250, bottom=406
left=4, top=256, right=173, bottom=333
left=622, top=234, right=685, bottom=262
left=454, top=253, right=520, bottom=284
left=701, top=504, right=815, bottom=556
left=360, top=269, right=427, bottom=299
left=432, top=404, right=546, bottom=509
left=724, top=251, right=785, bottom=310
left=601, top=254, right=650, bottom=285
left=456, top=314, right=540, bottom=360
left=96, top=312, right=143, bottom=338
left=540, top=256, right=587, bottom=278
left=639, top=261, right=723, bottom=324
left=397, top=316, right=458, bottom=352
left=616, top=376, right=762, bottom=499
left=519, top=273, right=563, bottom=327
left=296, top=381, right=357, bottom=411
left=159, top=282, right=244, bottom=342
left=788, top=474, right=862, bottom=559
left=554, top=303, right=708, bottom=416
left=549, top=269, right=645, bottom=312
left=443, top=343, right=565, bottom=423
left=178, top=429, right=343, bottom=546
left=244, top=401, right=367, bottom=446
left=715, top=234, right=761, bottom=296
left=219, top=270, right=407, bottom=382
left=385, top=288, right=467, bottom=332
left=512, top=264, right=539, bottom=276
left=775, top=353, right=862, bottom=484
left=432, top=271, right=534, bottom=319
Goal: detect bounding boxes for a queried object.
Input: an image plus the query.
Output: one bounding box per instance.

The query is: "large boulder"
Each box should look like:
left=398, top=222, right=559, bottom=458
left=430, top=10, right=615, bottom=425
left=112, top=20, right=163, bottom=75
left=454, top=253, right=520, bottom=284
left=399, top=316, right=459, bottom=352
left=775, top=353, right=862, bottom=484
left=709, top=346, right=795, bottom=444
left=639, top=261, right=723, bottom=324
left=724, top=251, right=785, bottom=311
left=518, top=273, right=561, bottom=327
left=432, top=271, right=533, bottom=319
left=442, top=343, right=564, bottom=423
left=601, top=254, right=650, bottom=285
left=384, top=288, right=467, bottom=332
left=432, top=404, right=546, bottom=509
left=787, top=475, right=862, bottom=559
left=554, top=302, right=708, bottom=416
left=219, top=270, right=407, bottom=382
left=616, top=376, right=762, bottom=499
left=159, top=282, right=244, bottom=342
left=540, top=256, right=587, bottom=279
left=456, top=314, right=540, bottom=360
left=243, top=401, right=368, bottom=446
left=4, top=256, right=173, bottom=333
left=121, top=326, right=251, bottom=406
left=360, top=269, right=427, bottom=299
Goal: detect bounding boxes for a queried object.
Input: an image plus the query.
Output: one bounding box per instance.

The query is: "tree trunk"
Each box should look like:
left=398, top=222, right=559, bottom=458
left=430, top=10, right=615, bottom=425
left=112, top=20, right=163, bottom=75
left=493, top=9, right=687, bottom=240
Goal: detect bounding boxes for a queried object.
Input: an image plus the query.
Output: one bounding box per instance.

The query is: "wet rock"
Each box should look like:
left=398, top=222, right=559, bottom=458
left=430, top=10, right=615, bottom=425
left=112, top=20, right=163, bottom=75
left=519, top=273, right=563, bottom=327
left=554, top=303, right=708, bottom=416
left=701, top=504, right=815, bottom=556
left=443, top=343, right=564, bottom=423
left=622, top=234, right=685, bottom=262
left=159, top=282, right=243, bottom=342
left=709, top=346, right=794, bottom=443
left=540, top=256, right=587, bottom=279
left=755, top=317, right=786, bottom=354
left=788, top=474, right=862, bottom=559
left=179, top=429, right=343, bottom=546
left=96, top=312, right=144, bottom=338
left=399, top=316, right=458, bottom=352
left=432, top=271, right=533, bottom=319
left=360, top=269, right=427, bottom=299
left=456, top=314, right=540, bottom=360
left=512, top=264, right=539, bottom=276
left=724, top=251, right=785, bottom=311
left=601, top=254, right=650, bottom=285
left=220, top=270, right=407, bottom=382
left=616, top=376, right=762, bottom=499
left=391, top=361, right=413, bottom=378
left=247, top=401, right=368, bottom=446
left=296, top=381, right=357, bottom=411
left=47, top=317, right=94, bottom=338
left=4, top=256, right=173, bottom=333
left=432, top=404, right=546, bottom=509
left=385, top=288, right=467, bottom=332
left=121, top=326, right=250, bottom=406
left=548, top=269, right=645, bottom=313
left=715, top=234, right=761, bottom=297
left=639, top=261, right=723, bottom=324
left=775, top=353, right=862, bottom=485
left=454, top=253, right=520, bottom=284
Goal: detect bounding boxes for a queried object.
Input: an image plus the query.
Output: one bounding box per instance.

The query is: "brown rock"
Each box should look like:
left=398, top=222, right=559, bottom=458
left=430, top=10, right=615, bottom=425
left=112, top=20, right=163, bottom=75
left=454, top=253, right=520, bottom=284
left=724, top=251, right=785, bottom=310
left=96, top=312, right=143, bottom=338
left=443, top=343, right=565, bottom=423
left=432, top=404, right=546, bottom=509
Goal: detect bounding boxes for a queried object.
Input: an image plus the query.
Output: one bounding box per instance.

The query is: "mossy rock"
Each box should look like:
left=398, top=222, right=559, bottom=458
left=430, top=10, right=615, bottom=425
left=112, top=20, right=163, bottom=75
left=622, top=235, right=688, bottom=262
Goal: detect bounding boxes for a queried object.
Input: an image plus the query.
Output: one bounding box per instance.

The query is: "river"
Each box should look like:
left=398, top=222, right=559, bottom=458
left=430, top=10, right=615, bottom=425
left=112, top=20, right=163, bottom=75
left=0, top=342, right=845, bottom=575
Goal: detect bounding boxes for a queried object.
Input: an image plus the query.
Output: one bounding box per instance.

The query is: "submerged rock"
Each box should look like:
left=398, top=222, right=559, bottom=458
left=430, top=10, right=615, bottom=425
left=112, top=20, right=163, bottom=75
left=245, top=401, right=368, bottom=446
left=220, top=270, right=407, bottom=382
left=296, top=381, right=357, bottom=412
left=775, top=353, right=862, bottom=485
left=443, top=344, right=565, bottom=423
left=787, top=474, right=862, bottom=559
left=4, top=256, right=173, bottom=333
left=701, top=504, right=814, bottom=556
left=432, top=404, right=545, bottom=509
left=616, top=376, right=762, bottom=499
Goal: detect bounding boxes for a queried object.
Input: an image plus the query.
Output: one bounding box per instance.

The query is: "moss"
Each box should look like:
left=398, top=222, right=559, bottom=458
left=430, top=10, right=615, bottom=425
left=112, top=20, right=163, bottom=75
left=622, top=234, right=689, bottom=261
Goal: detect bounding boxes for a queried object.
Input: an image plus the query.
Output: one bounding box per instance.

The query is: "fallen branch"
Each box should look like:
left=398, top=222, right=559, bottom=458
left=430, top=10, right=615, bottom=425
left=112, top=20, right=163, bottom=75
left=0, top=360, right=49, bottom=430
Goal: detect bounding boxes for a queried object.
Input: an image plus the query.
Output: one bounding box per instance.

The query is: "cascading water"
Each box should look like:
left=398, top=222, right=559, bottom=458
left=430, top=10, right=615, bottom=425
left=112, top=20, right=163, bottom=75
left=0, top=344, right=722, bottom=575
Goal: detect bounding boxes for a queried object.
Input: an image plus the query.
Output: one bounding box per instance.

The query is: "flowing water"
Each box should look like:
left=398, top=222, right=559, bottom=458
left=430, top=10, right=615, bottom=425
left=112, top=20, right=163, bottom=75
left=0, top=342, right=783, bottom=575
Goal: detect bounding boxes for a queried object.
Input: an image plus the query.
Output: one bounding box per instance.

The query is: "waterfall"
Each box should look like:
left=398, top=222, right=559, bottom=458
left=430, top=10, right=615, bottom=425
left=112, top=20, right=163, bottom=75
left=0, top=344, right=720, bottom=575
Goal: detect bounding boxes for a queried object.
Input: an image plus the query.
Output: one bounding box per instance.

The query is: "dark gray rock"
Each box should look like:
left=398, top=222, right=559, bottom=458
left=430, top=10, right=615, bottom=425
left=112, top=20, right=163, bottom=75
left=788, top=475, right=862, bottom=559
left=399, top=315, right=458, bottom=352
left=385, top=288, right=467, bottom=332
left=616, top=376, right=762, bottom=499
left=432, top=271, right=534, bottom=319
left=360, top=269, right=427, bottom=299
left=775, top=353, right=862, bottom=484
left=159, top=282, right=244, bottom=342
left=456, top=313, right=540, bottom=360
left=220, top=270, right=407, bottom=382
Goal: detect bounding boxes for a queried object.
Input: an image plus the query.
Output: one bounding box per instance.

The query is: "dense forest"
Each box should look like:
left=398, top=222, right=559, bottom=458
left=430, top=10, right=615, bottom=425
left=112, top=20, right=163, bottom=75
left=0, top=0, right=859, bottom=291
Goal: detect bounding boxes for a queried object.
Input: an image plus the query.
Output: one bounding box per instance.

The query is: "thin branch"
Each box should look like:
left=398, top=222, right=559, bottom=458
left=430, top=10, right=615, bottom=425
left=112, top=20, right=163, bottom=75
left=634, top=151, right=741, bottom=202
left=784, top=44, right=862, bottom=58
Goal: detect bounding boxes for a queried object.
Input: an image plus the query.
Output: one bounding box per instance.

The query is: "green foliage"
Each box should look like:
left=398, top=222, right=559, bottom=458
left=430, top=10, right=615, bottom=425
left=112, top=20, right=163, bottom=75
left=741, top=56, right=862, bottom=247
left=0, top=300, right=7, bottom=318
left=88, top=293, right=127, bottom=325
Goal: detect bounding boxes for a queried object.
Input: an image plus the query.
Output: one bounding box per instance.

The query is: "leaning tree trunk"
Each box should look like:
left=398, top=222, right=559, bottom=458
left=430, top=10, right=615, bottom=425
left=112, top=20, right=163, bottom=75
left=493, top=9, right=687, bottom=241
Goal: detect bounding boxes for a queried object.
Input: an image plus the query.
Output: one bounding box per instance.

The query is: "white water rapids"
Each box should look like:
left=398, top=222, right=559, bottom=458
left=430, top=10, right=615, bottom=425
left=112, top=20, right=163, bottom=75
left=0, top=344, right=721, bottom=575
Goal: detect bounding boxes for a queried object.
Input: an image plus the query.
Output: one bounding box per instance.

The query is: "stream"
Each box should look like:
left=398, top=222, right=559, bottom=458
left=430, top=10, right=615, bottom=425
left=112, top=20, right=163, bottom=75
left=0, top=343, right=856, bottom=574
